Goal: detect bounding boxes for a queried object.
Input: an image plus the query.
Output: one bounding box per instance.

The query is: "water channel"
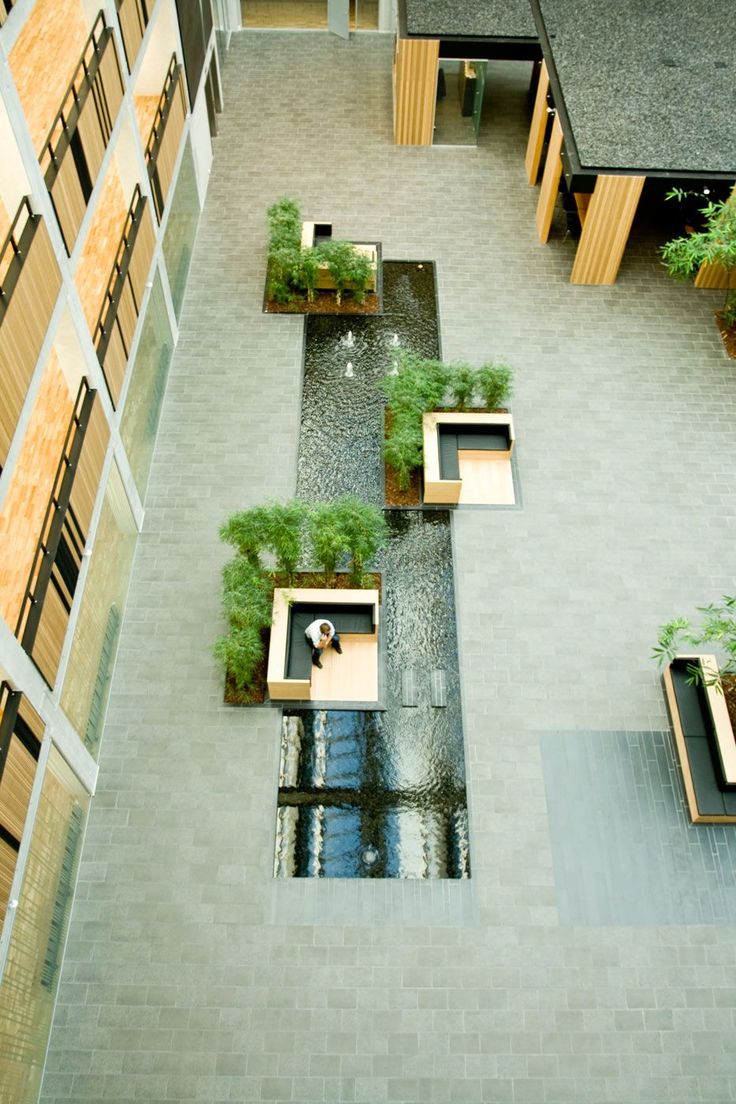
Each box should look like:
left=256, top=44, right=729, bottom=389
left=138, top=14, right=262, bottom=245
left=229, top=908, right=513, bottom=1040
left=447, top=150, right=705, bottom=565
left=275, top=263, right=470, bottom=879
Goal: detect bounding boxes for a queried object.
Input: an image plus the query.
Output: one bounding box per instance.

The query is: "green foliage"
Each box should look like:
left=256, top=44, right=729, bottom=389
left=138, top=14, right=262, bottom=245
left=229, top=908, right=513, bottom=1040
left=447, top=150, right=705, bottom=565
left=661, top=194, right=736, bottom=322
left=383, top=422, right=423, bottom=491
left=221, top=556, right=273, bottom=630
left=214, top=622, right=264, bottom=691
left=319, top=239, right=373, bottom=305
left=475, top=362, right=513, bottom=410
left=379, top=351, right=514, bottom=484
left=308, top=502, right=350, bottom=575
left=265, top=200, right=375, bottom=306
left=447, top=362, right=477, bottom=409
left=219, top=502, right=305, bottom=582
left=653, top=596, right=736, bottom=688
left=326, top=494, right=389, bottom=585
left=298, top=246, right=321, bottom=303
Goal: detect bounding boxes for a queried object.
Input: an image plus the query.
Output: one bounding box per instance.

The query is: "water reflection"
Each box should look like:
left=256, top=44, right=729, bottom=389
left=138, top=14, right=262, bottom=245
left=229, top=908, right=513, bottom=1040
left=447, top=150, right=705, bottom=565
left=277, top=262, right=470, bottom=880
left=275, top=711, right=469, bottom=879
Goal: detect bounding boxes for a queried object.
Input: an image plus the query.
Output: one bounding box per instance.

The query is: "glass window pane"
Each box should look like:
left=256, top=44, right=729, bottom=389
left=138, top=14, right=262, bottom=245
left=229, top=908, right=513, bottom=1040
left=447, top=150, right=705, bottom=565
left=60, top=462, right=137, bottom=757
left=120, top=268, right=173, bottom=498
left=0, top=747, right=89, bottom=1104
left=162, top=136, right=200, bottom=319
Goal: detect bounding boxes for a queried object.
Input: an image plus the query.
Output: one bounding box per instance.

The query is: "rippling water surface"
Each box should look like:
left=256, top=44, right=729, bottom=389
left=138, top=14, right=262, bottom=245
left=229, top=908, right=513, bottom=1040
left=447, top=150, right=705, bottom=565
left=276, top=263, right=469, bottom=879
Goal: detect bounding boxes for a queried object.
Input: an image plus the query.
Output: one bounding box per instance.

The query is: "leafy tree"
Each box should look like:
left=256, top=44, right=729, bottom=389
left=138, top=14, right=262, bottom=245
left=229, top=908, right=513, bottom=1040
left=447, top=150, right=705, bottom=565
left=221, top=556, right=273, bottom=630
left=475, top=362, right=513, bottom=410
left=299, top=246, right=321, bottom=303
left=219, top=501, right=305, bottom=581
left=214, top=622, right=264, bottom=691
left=653, top=596, right=736, bottom=688
left=312, top=495, right=389, bottom=585
left=383, top=422, right=423, bottom=491
left=448, top=362, right=477, bottom=409
left=308, top=502, right=351, bottom=576
left=319, top=239, right=373, bottom=305
left=661, top=192, right=736, bottom=327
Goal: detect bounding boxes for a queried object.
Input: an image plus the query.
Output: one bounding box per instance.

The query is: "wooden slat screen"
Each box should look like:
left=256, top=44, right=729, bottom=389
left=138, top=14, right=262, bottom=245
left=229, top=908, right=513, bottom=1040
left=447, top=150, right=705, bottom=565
left=146, top=58, right=188, bottom=221
left=535, top=114, right=564, bottom=243
left=68, top=397, right=109, bottom=537
left=116, top=0, right=149, bottom=72
left=393, top=37, right=439, bottom=146
left=0, top=201, right=62, bottom=471
left=0, top=739, right=36, bottom=842
left=16, top=383, right=109, bottom=688
left=0, top=685, right=43, bottom=926
left=525, top=62, right=550, bottom=186
left=41, top=15, right=125, bottom=254
left=570, top=174, right=645, bottom=285
left=95, top=189, right=155, bottom=406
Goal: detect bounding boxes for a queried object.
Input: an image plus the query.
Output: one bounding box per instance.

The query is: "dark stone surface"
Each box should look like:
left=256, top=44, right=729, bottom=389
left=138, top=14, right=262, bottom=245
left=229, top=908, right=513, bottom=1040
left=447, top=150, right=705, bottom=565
left=404, top=0, right=537, bottom=39
left=535, top=0, right=736, bottom=174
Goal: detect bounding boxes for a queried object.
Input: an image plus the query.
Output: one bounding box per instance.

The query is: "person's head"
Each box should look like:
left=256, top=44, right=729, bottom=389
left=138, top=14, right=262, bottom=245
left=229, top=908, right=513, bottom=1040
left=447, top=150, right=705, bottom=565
left=320, top=622, right=330, bottom=635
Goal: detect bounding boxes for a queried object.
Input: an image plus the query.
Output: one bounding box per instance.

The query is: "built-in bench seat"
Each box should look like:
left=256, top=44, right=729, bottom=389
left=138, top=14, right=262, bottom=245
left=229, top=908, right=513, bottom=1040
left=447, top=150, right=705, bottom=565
left=438, top=424, right=513, bottom=480
left=663, top=654, right=736, bottom=823
left=286, top=602, right=376, bottom=679
left=423, top=412, right=515, bottom=505
left=267, top=587, right=379, bottom=702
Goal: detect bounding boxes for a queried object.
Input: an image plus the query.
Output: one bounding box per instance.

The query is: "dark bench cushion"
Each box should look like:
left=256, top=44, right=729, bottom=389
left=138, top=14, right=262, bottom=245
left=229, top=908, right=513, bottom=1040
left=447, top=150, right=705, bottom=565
left=671, top=660, right=736, bottom=808
left=438, top=424, right=511, bottom=479
left=285, top=602, right=375, bottom=680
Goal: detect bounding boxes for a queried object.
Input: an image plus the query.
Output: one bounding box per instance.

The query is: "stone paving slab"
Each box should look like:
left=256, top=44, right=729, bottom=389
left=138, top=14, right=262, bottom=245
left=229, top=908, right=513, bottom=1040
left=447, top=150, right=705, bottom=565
left=41, top=32, right=736, bottom=1104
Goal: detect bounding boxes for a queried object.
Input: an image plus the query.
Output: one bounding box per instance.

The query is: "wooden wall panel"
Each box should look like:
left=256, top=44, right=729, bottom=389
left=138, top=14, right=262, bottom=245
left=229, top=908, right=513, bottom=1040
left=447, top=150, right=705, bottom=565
left=48, top=153, right=87, bottom=254
left=31, top=584, right=68, bottom=688
left=100, top=332, right=128, bottom=407
left=0, top=838, right=16, bottom=928
left=95, top=36, right=125, bottom=135
left=393, top=37, right=439, bottom=146
left=127, top=201, right=155, bottom=301
left=0, top=738, right=36, bottom=842
left=535, top=115, right=563, bottom=243
left=0, top=217, right=62, bottom=469
left=154, top=72, right=187, bottom=212
left=117, top=0, right=148, bottom=71
left=694, top=262, right=736, bottom=290
left=570, top=174, right=645, bottom=285
left=524, top=61, right=549, bottom=185
left=68, top=398, right=109, bottom=538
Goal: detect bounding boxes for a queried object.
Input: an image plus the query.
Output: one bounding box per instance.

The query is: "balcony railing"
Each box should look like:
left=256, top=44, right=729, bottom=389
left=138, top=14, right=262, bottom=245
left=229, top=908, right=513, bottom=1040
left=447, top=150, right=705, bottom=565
left=115, top=0, right=149, bottom=72
left=16, top=380, right=109, bottom=688
left=39, top=12, right=125, bottom=255
left=145, top=55, right=187, bottom=222
left=0, top=198, right=62, bottom=474
left=94, top=184, right=155, bottom=407
left=0, top=0, right=16, bottom=28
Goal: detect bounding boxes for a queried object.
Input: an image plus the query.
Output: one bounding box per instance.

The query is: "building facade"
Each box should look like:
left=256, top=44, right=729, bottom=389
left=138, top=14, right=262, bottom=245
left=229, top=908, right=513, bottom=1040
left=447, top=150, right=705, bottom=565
left=0, top=0, right=224, bottom=1096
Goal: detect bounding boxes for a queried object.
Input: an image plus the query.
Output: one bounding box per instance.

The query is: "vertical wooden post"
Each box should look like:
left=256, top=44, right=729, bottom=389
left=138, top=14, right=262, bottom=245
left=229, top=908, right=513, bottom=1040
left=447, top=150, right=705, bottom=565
left=393, top=37, right=440, bottom=146
left=524, top=61, right=549, bottom=185
left=535, top=115, right=563, bottom=242
left=570, top=174, right=645, bottom=285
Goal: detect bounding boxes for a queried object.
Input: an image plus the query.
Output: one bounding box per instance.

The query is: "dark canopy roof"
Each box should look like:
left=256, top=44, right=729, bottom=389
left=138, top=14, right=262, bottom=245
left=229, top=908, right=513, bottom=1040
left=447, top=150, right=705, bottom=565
left=403, top=0, right=537, bottom=41
left=533, top=0, right=736, bottom=177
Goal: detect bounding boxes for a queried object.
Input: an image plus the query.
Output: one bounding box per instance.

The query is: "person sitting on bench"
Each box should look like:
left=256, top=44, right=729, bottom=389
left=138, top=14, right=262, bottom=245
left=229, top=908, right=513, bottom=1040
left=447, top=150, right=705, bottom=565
left=305, top=618, right=342, bottom=669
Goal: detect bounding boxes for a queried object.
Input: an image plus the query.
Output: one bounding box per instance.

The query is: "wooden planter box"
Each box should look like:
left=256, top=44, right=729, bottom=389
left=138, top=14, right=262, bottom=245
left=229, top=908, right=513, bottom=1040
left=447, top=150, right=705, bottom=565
left=267, top=587, right=379, bottom=702
left=663, top=654, right=736, bottom=823
left=423, top=412, right=515, bottom=505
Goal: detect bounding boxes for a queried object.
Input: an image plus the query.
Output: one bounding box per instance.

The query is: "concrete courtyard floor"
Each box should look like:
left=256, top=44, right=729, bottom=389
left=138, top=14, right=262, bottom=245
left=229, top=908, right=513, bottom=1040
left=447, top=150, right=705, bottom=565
left=41, top=32, right=736, bottom=1104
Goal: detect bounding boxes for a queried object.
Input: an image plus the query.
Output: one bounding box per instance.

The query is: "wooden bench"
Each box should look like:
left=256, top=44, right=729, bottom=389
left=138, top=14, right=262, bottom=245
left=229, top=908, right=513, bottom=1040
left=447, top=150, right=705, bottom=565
left=663, top=654, right=736, bottom=823
left=423, top=412, right=515, bottom=505
left=267, top=587, right=379, bottom=701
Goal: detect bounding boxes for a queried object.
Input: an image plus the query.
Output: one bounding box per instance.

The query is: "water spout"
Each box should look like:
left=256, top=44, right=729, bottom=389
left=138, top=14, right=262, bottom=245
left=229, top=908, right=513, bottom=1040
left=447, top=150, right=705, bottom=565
left=390, top=332, right=400, bottom=346
left=345, top=361, right=354, bottom=378
left=342, top=330, right=355, bottom=347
